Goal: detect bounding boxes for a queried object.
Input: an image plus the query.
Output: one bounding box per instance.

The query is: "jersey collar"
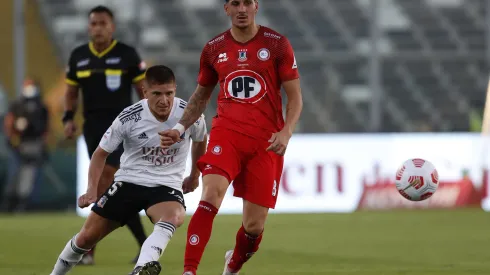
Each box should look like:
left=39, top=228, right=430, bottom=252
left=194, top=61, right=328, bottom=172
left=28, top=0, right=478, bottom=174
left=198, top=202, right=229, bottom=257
left=89, top=40, right=118, bottom=58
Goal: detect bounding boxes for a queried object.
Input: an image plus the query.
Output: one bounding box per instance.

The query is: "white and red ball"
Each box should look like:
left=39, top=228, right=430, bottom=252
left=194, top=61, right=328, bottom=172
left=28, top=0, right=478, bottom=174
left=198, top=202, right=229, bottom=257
left=394, top=158, right=439, bottom=201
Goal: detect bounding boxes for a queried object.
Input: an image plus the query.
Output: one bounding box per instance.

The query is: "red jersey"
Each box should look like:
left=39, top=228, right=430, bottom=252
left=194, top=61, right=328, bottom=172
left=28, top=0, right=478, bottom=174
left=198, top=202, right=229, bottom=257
left=197, top=26, right=299, bottom=141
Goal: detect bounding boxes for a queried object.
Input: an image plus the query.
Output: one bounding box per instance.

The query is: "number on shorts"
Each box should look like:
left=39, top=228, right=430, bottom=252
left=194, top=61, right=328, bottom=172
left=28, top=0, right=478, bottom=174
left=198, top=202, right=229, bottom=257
left=108, top=181, right=123, bottom=196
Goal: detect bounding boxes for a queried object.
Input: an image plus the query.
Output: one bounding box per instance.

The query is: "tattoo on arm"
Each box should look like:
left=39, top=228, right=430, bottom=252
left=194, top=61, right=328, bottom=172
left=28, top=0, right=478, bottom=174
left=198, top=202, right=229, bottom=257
left=179, top=86, right=212, bottom=128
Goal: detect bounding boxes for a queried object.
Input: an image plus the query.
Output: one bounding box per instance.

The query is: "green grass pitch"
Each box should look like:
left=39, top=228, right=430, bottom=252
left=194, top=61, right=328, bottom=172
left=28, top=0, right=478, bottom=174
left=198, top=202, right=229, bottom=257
left=1, top=208, right=489, bottom=275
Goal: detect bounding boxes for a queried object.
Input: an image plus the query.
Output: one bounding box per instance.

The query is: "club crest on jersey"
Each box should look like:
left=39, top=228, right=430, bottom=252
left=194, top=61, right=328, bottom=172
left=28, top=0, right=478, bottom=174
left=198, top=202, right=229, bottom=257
left=238, top=49, right=248, bottom=62
left=257, top=48, right=270, bottom=61
left=212, top=145, right=222, bottom=155
left=224, top=70, right=267, bottom=103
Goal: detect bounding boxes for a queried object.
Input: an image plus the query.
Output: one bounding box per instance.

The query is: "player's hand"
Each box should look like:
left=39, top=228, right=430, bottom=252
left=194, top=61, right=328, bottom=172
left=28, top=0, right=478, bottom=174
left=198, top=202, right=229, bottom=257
left=64, top=121, right=77, bottom=139
left=182, top=175, right=200, bottom=194
left=158, top=129, right=182, bottom=148
left=266, top=129, right=292, bottom=156
left=78, top=189, right=97, bottom=208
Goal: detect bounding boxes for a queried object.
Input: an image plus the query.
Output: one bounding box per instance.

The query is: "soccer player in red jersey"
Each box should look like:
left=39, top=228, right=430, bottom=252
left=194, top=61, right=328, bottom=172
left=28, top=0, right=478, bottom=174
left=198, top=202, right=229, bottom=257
left=159, top=0, right=303, bottom=274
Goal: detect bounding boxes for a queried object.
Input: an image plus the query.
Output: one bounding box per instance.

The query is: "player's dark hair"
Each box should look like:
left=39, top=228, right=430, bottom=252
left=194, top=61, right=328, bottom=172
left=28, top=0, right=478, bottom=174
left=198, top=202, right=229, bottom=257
left=145, top=65, right=176, bottom=85
left=89, top=5, right=114, bottom=19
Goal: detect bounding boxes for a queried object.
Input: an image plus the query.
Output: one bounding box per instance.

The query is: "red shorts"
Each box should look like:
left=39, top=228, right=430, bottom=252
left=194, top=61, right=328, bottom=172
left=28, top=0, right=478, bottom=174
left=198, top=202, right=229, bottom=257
left=197, top=128, right=283, bottom=209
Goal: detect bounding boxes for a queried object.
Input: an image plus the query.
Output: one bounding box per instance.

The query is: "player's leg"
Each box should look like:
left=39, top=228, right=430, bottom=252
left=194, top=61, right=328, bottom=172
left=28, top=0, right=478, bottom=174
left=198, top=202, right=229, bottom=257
left=79, top=130, right=103, bottom=265
left=49, top=211, right=120, bottom=275
left=106, top=146, right=148, bottom=263
left=223, top=149, right=283, bottom=274
left=77, top=163, right=118, bottom=265
left=183, top=130, right=242, bottom=275
left=183, top=173, right=230, bottom=275
left=129, top=186, right=186, bottom=275
left=224, top=201, right=268, bottom=274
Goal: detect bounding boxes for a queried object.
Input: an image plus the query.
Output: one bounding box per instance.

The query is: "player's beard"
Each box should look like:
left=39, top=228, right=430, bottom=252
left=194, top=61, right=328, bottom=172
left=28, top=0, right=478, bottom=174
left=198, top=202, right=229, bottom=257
left=234, top=20, right=255, bottom=30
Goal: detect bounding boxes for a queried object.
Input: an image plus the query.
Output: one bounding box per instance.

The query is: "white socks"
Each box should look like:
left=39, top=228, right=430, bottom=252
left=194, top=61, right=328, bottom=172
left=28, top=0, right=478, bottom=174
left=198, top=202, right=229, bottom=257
left=135, top=221, right=175, bottom=267
left=50, top=235, right=90, bottom=275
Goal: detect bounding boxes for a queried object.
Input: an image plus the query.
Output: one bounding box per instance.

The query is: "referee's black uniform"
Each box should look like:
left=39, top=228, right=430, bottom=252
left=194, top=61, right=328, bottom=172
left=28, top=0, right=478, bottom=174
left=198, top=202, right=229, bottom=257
left=65, top=40, right=146, bottom=165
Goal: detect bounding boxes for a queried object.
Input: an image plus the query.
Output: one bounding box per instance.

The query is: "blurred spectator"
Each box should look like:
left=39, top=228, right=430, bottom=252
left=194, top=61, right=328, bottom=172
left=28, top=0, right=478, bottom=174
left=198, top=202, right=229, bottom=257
left=0, top=83, right=8, bottom=120
left=415, top=120, right=433, bottom=132
left=0, top=79, right=49, bottom=212
left=469, top=98, right=484, bottom=132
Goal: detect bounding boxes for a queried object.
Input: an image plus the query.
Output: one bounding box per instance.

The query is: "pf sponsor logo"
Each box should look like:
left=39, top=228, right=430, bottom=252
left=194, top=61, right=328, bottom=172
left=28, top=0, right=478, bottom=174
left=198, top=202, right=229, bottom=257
left=212, top=145, right=222, bottom=155
left=224, top=70, right=267, bottom=103
left=189, top=234, right=200, bottom=245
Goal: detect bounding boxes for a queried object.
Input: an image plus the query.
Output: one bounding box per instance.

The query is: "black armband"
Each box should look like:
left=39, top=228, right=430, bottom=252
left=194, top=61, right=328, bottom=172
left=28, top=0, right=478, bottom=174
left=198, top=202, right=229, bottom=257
left=62, top=110, right=75, bottom=124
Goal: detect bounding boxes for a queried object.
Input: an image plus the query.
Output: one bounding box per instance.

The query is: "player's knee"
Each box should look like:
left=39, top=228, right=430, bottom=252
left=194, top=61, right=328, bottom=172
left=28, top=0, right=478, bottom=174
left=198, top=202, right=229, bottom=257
left=242, top=219, right=265, bottom=236
left=157, top=210, right=185, bottom=228
left=161, top=214, right=184, bottom=228
left=75, top=230, right=98, bottom=249
left=201, top=177, right=229, bottom=207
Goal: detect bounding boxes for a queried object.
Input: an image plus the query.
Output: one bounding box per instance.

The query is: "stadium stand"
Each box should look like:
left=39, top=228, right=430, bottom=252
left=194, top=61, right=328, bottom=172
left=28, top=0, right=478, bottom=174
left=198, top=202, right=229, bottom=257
left=37, top=0, right=489, bottom=132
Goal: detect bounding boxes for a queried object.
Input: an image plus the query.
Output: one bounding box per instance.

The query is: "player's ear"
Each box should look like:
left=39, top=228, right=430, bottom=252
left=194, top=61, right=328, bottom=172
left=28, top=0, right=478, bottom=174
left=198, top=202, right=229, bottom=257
left=255, top=0, right=259, bottom=13
left=224, top=4, right=230, bottom=16
left=110, top=21, right=116, bottom=33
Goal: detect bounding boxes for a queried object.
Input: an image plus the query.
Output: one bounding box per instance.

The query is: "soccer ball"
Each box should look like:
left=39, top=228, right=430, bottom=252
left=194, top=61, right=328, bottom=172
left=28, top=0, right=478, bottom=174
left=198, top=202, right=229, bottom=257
left=394, top=158, right=439, bottom=201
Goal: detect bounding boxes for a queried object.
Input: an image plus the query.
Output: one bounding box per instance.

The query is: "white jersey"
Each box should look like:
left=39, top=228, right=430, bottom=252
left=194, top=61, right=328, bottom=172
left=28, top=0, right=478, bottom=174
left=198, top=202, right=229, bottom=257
left=99, top=98, right=207, bottom=191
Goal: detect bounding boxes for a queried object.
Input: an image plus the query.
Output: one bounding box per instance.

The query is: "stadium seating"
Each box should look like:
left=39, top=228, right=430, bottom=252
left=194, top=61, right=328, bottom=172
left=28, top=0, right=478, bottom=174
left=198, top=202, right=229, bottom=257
left=37, top=0, right=489, bottom=132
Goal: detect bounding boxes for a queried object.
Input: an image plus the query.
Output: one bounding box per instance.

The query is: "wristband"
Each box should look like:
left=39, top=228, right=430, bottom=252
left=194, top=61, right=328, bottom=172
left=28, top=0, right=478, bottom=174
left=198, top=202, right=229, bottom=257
left=62, top=110, right=75, bottom=124
left=172, top=123, right=186, bottom=136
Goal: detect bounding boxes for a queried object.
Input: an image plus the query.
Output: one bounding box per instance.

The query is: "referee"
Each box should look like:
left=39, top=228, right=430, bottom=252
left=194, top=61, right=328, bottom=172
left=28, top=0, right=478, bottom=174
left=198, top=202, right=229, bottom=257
left=62, top=6, right=147, bottom=265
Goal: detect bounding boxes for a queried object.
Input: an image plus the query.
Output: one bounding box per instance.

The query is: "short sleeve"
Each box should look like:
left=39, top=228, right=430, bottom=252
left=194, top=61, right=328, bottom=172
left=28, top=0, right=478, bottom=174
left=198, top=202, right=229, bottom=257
left=127, top=47, right=147, bottom=83
left=277, top=37, right=300, bottom=82
left=65, top=51, right=79, bottom=86
left=99, top=118, right=126, bottom=153
left=197, top=45, right=219, bottom=87
left=190, top=114, right=207, bottom=142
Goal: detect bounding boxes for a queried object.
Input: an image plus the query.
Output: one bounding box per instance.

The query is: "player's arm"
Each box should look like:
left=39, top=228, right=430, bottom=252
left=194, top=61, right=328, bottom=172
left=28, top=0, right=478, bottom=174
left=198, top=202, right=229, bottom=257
left=64, top=84, right=79, bottom=115
left=161, top=85, right=213, bottom=148
left=190, top=134, right=208, bottom=179
left=282, top=78, right=303, bottom=135
left=129, top=47, right=147, bottom=99
left=87, top=146, right=110, bottom=194
left=183, top=115, right=208, bottom=194
left=160, top=45, right=217, bottom=147
left=79, top=118, right=125, bottom=207
left=189, top=115, right=208, bottom=178
left=179, top=85, right=214, bottom=129
left=133, top=79, right=145, bottom=99
left=278, top=38, right=302, bottom=134
left=267, top=37, right=303, bottom=155
left=63, top=52, right=80, bottom=138
left=63, top=51, right=79, bottom=117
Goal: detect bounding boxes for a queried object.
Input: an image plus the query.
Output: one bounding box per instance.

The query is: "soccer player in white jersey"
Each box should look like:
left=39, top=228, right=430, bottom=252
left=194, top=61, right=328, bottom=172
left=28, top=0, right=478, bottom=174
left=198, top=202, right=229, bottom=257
left=48, top=65, right=208, bottom=275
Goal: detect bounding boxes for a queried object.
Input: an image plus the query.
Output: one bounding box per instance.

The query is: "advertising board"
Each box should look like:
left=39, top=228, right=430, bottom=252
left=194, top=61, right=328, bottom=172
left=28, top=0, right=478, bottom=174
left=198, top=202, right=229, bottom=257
left=76, top=133, right=487, bottom=217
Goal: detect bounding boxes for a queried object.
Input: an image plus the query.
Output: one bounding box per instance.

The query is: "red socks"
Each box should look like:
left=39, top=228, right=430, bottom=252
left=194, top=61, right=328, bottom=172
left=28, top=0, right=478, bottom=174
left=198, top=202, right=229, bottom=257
left=183, top=201, right=218, bottom=274
left=227, top=225, right=263, bottom=272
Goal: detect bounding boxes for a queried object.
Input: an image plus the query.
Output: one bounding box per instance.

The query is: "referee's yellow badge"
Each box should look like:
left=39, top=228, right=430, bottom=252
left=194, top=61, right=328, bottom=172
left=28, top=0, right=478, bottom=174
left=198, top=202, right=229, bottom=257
left=105, top=69, right=122, bottom=91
